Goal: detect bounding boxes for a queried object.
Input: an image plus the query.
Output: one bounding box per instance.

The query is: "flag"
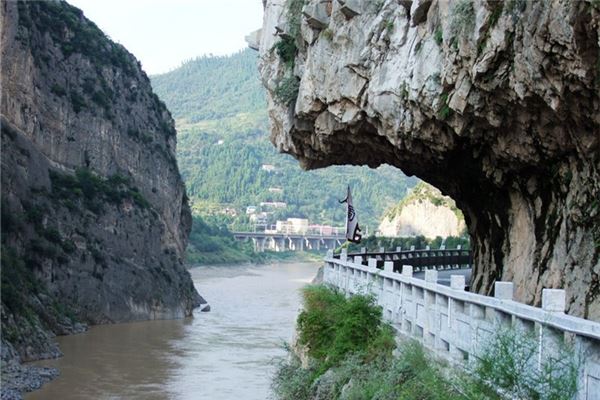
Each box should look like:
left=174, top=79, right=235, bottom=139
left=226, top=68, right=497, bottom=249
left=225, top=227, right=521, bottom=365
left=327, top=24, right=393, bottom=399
left=339, top=186, right=362, bottom=243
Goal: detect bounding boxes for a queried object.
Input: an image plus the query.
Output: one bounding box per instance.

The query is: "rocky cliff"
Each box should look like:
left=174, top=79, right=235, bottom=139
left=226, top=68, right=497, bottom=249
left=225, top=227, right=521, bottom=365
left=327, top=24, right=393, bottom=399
left=256, top=0, right=600, bottom=319
left=378, top=182, right=465, bottom=238
left=1, top=0, right=202, bottom=380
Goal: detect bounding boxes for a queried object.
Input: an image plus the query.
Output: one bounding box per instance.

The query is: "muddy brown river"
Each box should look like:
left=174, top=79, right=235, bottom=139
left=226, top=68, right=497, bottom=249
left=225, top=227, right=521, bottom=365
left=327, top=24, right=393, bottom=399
left=26, top=262, right=319, bottom=400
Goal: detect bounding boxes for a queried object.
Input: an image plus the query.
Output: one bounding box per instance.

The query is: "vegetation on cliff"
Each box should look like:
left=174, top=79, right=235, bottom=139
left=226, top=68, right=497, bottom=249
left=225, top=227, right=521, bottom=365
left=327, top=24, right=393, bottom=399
left=273, top=285, right=578, bottom=400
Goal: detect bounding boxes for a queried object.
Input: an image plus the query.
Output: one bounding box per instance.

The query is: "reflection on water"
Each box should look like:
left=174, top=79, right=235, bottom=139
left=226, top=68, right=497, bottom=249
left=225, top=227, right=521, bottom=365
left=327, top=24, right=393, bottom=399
left=26, top=262, right=319, bottom=400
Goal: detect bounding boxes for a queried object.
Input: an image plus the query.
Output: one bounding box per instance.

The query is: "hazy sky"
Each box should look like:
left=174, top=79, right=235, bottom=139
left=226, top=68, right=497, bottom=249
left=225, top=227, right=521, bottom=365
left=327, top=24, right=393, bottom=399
left=68, top=0, right=264, bottom=75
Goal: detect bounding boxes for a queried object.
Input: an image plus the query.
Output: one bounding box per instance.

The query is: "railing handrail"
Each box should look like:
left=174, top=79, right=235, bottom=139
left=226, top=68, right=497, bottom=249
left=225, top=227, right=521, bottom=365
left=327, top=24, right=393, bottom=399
left=334, top=248, right=471, bottom=258
left=232, top=231, right=345, bottom=238
left=324, top=255, right=600, bottom=341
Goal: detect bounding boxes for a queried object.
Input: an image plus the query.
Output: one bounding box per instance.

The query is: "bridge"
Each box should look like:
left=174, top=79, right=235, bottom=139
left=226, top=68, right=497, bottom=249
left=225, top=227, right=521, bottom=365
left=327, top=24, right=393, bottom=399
left=232, top=231, right=345, bottom=252
left=323, top=249, right=600, bottom=400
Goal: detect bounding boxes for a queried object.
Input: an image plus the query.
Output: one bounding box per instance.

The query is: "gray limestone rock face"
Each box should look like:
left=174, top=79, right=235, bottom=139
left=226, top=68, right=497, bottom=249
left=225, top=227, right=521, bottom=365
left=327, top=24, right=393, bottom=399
left=0, top=0, right=204, bottom=375
left=256, top=0, right=600, bottom=320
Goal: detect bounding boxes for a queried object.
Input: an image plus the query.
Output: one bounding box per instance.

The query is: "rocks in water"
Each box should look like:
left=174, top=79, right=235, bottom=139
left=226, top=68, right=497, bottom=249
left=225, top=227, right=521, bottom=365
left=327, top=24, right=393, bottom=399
left=200, top=303, right=211, bottom=312
left=256, top=0, right=600, bottom=319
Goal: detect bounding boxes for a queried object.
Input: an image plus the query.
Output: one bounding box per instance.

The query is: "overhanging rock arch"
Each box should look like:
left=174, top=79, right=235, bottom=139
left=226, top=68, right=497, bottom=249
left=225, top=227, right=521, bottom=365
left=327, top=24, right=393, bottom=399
left=254, top=0, right=600, bottom=319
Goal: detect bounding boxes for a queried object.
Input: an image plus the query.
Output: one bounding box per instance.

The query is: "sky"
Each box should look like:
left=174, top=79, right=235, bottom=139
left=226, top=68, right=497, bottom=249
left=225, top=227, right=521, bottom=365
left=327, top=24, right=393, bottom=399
left=67, top=0, right=264, bottom=75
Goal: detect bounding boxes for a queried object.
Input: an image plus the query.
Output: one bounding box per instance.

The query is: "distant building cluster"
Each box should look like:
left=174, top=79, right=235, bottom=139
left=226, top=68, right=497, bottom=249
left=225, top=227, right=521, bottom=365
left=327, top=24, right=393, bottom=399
left=264, top=218, right=343, bottom=236
left=245, top=202, right=342, bottom=235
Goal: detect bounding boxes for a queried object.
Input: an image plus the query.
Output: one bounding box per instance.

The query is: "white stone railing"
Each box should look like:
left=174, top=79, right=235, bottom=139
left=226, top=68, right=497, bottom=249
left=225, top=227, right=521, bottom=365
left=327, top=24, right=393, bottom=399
left=323, top=251, right=600, bottom=400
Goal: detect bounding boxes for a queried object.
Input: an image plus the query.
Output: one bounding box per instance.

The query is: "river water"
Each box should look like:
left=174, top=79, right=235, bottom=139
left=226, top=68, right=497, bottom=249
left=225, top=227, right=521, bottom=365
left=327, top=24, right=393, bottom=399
left=26, top=262, right=319, bottom=400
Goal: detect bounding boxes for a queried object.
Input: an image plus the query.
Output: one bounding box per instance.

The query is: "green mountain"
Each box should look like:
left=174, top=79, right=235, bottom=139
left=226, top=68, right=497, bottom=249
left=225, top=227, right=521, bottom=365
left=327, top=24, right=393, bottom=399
left=151, top=50, right=417, bottom=234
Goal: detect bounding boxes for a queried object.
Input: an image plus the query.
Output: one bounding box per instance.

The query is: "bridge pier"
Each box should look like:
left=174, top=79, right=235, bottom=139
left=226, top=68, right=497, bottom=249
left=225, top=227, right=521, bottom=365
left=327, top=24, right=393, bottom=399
left=275, top=237, right=286, bottom=252
left=252, top=237, right=266, bottom=252
left=232, top=231, right=344, bottom=253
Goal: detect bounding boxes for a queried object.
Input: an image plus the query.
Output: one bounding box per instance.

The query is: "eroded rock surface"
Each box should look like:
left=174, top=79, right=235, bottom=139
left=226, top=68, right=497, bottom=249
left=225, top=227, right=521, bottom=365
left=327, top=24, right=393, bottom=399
left=257, top=0, right=600, bottom=319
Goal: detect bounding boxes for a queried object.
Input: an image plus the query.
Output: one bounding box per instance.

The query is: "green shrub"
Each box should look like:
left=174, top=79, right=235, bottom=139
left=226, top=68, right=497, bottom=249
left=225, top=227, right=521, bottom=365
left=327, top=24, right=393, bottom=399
left=131, top=189, right=150, bottom=209
left=61, top=239, right=77, bottom=254
left=296, top=285, right=395, bottom=368
left=434, top=27, right=443, bottom=46
left=43, top=227, right=63, bottom=245
left=385, top=19, right=394, bottom=32
left=438, top=92, right=453, bottom=120
left=274, top=36, right=297, bottom=68
left=51, top=84, right=66, bottom=97
left=127, top=127, right=140, bottom=138
left=70, top=90, right=86, bottom=113
left=274, top=75, right=300, bottom=106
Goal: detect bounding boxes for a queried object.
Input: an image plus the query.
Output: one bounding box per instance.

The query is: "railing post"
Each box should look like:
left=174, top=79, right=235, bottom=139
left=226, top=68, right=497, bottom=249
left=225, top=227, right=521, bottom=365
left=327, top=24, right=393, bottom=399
left=360, top=247, right=366, bottom=254
left=494, top=282, right=514, bottom=300
left=384, top=261, right=394, bottom=273
left=425, top=269, right=438, bottom=284
left=396, top=246, right=402, bottom=252
left=326, top=249, right=333, bottom=259
left=542, top=289, right=565, bottom=313
left=450, top=275, right=465, bottom=291
left=410, top=245, right=415, bottom=251
left=340, top=248, right=348, bottom=262
left=402, top=265, right=413, bottom=277
left=379, top=246, right=385, bottom=253
left=368, top=258, right=377, bottom=269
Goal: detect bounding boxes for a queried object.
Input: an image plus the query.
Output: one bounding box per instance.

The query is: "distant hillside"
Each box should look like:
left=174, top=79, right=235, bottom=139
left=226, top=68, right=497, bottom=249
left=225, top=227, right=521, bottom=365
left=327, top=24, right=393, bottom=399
left=378, top=182, right=466, bottom=238
left=151, top=50, right=418, bottom=232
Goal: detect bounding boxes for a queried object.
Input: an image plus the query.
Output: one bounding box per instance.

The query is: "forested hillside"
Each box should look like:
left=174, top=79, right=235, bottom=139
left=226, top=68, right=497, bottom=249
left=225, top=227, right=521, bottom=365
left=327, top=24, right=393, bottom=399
left=151, top=50, right=417, bottom=233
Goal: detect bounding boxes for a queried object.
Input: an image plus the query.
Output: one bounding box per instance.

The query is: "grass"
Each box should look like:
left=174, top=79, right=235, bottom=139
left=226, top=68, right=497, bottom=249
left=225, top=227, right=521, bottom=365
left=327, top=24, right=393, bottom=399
left=438, top=92, right=453, bottom=120
left=434, top=28, right=443, bottom=46
left=474, top=328, right=579, bottom=400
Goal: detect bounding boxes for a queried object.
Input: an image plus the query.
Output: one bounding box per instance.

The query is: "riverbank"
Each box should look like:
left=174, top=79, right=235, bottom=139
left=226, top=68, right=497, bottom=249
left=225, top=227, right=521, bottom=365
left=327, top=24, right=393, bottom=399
left=187, top=249, right=323, bottom=267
